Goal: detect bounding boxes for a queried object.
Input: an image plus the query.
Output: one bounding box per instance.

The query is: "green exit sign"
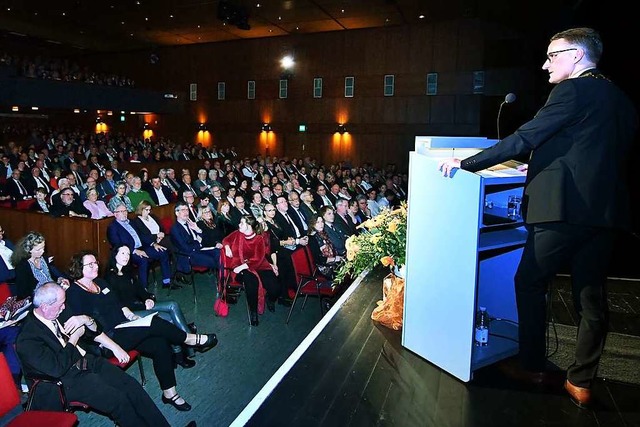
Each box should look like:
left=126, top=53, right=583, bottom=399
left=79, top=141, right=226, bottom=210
left=298, top=124, right=306, bottom=132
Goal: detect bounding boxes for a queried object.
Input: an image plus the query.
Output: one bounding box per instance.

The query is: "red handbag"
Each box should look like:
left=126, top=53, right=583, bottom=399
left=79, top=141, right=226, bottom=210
left=213, top=280, right=229, bottom=317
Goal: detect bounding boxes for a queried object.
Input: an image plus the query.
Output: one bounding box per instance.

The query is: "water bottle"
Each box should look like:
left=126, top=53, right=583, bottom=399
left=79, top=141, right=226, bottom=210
left=475, top=306, right=489, bottom=346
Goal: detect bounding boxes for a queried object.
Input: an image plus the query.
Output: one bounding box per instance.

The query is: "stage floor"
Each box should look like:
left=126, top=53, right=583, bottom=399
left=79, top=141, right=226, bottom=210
left=246, top=270, right=640, bottom=427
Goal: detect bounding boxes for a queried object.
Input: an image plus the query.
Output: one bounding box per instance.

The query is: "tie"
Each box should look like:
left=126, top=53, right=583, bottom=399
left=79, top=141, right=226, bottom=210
left=74, top=171, right=83, bottom=185
left=53, top=320, right=68, bottom=344
left=284, top=213, right=301, bottom=238
left=295, top=209, right=308, bottom=231
left=15, top=179, right=27, bottom=195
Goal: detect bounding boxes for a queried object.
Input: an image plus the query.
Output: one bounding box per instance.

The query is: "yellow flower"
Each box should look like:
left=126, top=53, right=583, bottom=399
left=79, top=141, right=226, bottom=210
left=380, top=256, right=395, bottom=267
left=370, top=234, right=382, bottom=244
left=387, top=218, right=399, bottom=233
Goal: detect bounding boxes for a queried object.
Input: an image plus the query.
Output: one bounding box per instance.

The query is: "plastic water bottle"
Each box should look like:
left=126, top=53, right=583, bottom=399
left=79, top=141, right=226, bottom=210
left=475, top=306, right=489, bottom=346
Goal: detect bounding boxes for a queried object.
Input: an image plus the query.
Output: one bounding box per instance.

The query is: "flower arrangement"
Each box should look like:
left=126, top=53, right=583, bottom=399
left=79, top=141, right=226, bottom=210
left=335, top=202, right=408, bottom=283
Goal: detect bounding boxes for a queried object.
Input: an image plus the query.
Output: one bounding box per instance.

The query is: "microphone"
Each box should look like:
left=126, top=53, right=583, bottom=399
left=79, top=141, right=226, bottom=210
left=497, top=93, right=516, bottom=139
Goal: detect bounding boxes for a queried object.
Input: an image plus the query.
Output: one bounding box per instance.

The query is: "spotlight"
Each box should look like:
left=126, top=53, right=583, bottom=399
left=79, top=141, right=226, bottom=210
left=336, top=124, right=347, bottom=134
left=261, top=123, right=272, bottom=132
left=198, top=123, right=208, bottom=131
left=143, top=123, right=150, bottom=130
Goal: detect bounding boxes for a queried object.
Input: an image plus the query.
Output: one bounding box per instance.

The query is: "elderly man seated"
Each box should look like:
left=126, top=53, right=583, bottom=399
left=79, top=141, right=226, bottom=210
left=16, top=282, right=183, bottom=427
left=50, top=188, right=90, bottom=218
left=107, top=204, right=177, bottom=290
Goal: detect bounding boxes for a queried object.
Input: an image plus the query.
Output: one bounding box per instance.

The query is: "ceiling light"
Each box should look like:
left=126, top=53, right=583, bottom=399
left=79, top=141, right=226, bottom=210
left=261, top=123, right=272, bottom=132
left=31, top=107, right=39, bottom=111
left=336, top=124, right=347, bottom=134
left=11, top=106, right=18, bottom=112
left=419, top=14, right=425, bottom=19
left=73, top=109, right=80, bottom=113
left=281, top=55, right=294, bottom=69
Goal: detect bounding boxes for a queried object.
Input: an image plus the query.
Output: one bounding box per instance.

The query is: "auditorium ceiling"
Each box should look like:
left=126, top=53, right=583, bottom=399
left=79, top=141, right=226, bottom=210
left=0, top=0, right=574, bottom=54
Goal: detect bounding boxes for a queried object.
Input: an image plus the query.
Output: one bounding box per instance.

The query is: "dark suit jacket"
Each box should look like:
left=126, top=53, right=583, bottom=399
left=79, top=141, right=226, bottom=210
left=24, top=175, right=52, bottom=196
left=16, top=311, right=102, bottom=410
left=130, top=215, right=164, bottom=247
left=274, top=211, right=299, bottom=239
left=230, top=206, right=254, bottom=226
left=147, top=185, right=173, bottom=206
left=5, top=177, right=28, bottom=200
left=170, top=221, right=202, bottom=272
left=97, top=179, right=116, bottom=199
left=461, top=70, right=638, bottom=228
left=107, top=220, right=146, bottom=251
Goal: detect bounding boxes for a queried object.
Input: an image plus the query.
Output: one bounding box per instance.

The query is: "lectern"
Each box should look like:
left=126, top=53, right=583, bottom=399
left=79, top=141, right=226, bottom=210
left=402, top=136, right=527, bottom=382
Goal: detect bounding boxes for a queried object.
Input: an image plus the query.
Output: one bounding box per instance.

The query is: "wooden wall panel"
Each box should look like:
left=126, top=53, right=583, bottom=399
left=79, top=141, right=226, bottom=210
left=77, top=20, right=534, bottom=171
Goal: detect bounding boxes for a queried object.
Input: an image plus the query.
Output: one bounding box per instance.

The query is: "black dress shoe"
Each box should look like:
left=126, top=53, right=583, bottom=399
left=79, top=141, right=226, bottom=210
left=187, top=322, right=197, bottom=334
left=194, top=334, right=218, bottom=353
left=278, top=298, right=293, bottom=307
left=162, top=394, right=192, bottom=412
left=174, top=352, right=196, bottom=369
left=184, top=422, right=197, bottom=427
left=250, top=311, right=259, bottom=326
left=266, top=299, right=276, bottom=312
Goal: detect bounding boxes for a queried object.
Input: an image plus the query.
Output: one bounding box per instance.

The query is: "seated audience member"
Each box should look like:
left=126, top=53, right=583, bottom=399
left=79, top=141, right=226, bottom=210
left=333, top=199, right=357, bottom=237
left=249, top=192, right=265, bottom=219
left=25, top=166, right=52, bottom=196
left=97, top=169, right=117, bottom=199
left=148, top=176, right=172, bottom=206
left=299, top=190, right=319, bottom=219
left=16, top=282, right=178, bottom=426
left=366, top=188, right=380, bottom=217
left=230, top=194, right=254, bottom=226
left=5, top=169, right=30, bottom=202
left=79, top=172, right=99, bottom=201
left=320, top=206, right=348, bottom=257
left=193, top=169, right=212, bottom=198
left=49, top=177, right=69, bottom=204
left=307, top=215, right=344, bottom=279
left=11, top=231, right=70, bottom=300
left=107, top=205, right=174, bottom=290
left=197, top=206, right=224, bottom=249
left=29, top=187, right=51, bottom=213
left=355, top=194, right=372, bottom=221
left=182, top=190, right=199, bottom=222
left=127, top=176, right=155, bottom=210
left=65, top=251, right=218, bottom=412
left=50, top=188, right=90, bottom=218
left=162, top=168, right=181, bottom=196
left=103, top=245, right=196, bottom=366
left=108, top=181, right=134, bottom=212
left=222, top=216, right=285, bottom=326
left=170, top=202, right=220, bottom=274
left=216, top=199, right=237, bottom=238
left=0, top=225, right=15, bottom=283
left=83, top=188, right=114, bottom=219
left=131, top=200, right=172, bottom=250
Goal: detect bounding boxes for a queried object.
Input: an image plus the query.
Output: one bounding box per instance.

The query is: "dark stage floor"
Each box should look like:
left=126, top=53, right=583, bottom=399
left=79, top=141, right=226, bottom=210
left=247, top=270, right=640, bottom=427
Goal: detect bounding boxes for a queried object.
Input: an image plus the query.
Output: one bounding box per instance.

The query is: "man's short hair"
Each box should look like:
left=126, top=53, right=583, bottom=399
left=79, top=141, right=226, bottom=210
left=33, top=282, right=62, bottom=308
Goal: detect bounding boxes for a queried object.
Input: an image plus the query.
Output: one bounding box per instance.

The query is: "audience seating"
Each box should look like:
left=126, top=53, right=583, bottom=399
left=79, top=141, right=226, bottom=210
left=107, top=349, right=146, bottom=386
left=0, top=354, right=78, bottom=427
left=286, top=246, right=339, bottom=324
left=0, top=282, right=11, bottom=304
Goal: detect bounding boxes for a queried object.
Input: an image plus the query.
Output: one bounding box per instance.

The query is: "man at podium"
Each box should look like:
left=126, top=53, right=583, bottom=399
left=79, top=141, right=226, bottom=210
left=438, top=27, right=638, bottom=408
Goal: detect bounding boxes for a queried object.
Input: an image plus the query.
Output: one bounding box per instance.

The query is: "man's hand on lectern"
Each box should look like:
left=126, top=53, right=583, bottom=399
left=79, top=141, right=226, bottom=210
left=438, top=158, right=461, bottom=177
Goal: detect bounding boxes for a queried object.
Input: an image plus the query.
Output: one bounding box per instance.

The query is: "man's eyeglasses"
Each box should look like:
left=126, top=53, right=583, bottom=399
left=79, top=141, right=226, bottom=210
left=114, top=210, right=128, bottom=214
left=546, top=48, right=577, bottom=63
left=83, top=261, right=99, bottom=268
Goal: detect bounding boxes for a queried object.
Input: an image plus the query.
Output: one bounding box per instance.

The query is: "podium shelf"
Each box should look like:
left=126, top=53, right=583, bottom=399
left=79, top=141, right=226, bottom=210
left=478, top=227, right=528, bottom=252
left=471, top=320, right=519, bottom=372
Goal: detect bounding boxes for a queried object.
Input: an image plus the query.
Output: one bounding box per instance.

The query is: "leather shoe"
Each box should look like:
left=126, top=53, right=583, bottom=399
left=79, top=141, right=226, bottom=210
left=250, top=311, right=259, bottom=326
left=266, top=299, right=276, bottom=312
left=565, top=379, right=591, bottom=408
left=174, top=353, right=196, bottom=369
left=162, top=394, right=191, bottom=411
left=498, top=358, right=564, bottom=387
left=194, top=334, right=218, bottom=353
left=278, top=297, right=293, bottom=307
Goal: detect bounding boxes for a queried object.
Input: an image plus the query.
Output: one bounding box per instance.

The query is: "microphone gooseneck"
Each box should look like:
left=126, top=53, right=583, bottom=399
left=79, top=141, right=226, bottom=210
left=497, top=93, right=517, bottom=140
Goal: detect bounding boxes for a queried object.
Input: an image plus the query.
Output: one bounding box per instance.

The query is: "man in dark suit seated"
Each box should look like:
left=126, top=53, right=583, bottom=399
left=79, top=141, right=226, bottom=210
left=229, top=195, right=254, bottom=226
left=16, top=282, right=174, bottom=427
left=170, top=202, right=219, bottom=274
left=50, top=189, right=90, bottom=218
left=319, top=206, right=347, bottom=256
left=107, top=206, right=175, bottom=289
left=5, top=169, right=30, bottom=202
left=147, top=176, right=173, bottom=206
